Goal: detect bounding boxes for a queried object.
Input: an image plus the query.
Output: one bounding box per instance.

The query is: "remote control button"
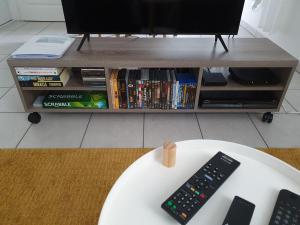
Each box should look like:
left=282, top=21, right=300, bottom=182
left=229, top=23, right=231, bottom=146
left=179, top=212, right=187, bottom=220
left=204, top=174, right=213, bottom=181
left=167, top=200, right=173, bottom=206
left=283, top=219, right=289, bottom=224
left=200, top=193, right=206, bottom=199
left=275, top=215, right=281, bottom=220
left=186, top=183, right=192, bottom=189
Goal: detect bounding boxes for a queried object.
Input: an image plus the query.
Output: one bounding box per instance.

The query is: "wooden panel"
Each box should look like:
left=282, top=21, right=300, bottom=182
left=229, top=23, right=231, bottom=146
left=7, top=38, right=298, bottom=68
left=194, top=68, right=203, bottom=110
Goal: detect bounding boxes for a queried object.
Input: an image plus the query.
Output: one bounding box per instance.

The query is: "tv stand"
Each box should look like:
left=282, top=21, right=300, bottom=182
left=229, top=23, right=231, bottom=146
left=7, top=38, right=298, bottom=124
left=215, top=35, right=229, bottom=52
left=77, top=34, right=90, bottom=51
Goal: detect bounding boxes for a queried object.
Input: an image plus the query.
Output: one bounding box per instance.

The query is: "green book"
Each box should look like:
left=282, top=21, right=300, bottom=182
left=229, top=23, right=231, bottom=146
left=43, top=91, right=107, bottom=109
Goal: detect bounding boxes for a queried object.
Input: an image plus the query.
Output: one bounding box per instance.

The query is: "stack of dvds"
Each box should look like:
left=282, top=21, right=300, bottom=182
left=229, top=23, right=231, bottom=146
left=16, top=67, right=70, bottom=87
left=81, top=68, right=106, bottom=87
left=110, top=68, right=197, bottom=109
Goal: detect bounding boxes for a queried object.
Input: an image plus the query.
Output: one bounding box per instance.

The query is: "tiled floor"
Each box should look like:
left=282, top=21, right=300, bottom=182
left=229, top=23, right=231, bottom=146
left=0, top=21, right=300, bottom=149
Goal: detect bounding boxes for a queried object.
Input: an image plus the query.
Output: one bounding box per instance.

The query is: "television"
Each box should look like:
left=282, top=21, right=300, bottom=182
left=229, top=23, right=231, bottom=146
left=61, top=0, right=245, bottom=35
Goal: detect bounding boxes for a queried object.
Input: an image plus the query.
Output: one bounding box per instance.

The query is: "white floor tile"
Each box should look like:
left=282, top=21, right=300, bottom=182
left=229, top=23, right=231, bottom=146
left=0, top=54, right=6, bottom=61
left=144, top=114, right=202, bottom=148
left=0, top=21, right=27, bottom=39
left=1, top=35, right=36, bottom=44
left=288, top=73, right=300, bottom=90
left=250, top=114, right=300, bottom=147
left=0, top=87, right=9, bottom=98
left=197, top=113, right=267, bottom=148
left=8, top=22, right=50, bottom=35
left=285, top=90, right=300, bottom=111
left=0, top=42, right=22, bottom=55
left=18, top=113, right=91, bottom=148
left=0, top=113, right=31, bottom=148
left=0, top=88, right=24, bottom=112
left=39, top=22, right=67, bottom=35
left=0, top=55, right=9, bottom=69
left=82, top=114, right=144, bottom=148
left=0, top=21, right=27, bottom=32
left=0, top=22, right=50, bottom=44
left=281, top=99, right=297, bottom=113
left=0, top=69, right=15, bottom=87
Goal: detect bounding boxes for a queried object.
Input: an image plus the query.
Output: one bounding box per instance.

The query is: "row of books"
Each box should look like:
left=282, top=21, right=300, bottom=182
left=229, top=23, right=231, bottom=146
left=16, top=67, right=71, bottom=87
left=110, top=68, right=198, bottom=109
left=34, top=91, right=108, bottom=109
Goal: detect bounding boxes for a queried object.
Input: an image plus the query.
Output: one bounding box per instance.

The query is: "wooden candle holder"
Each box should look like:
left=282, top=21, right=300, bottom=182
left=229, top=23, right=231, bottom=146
left=163, top=140, right=176, bottom=168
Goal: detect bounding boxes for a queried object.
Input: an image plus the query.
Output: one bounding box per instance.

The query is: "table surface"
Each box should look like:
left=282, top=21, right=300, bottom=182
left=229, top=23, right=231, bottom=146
left=98, top=140, right=300, bottom=225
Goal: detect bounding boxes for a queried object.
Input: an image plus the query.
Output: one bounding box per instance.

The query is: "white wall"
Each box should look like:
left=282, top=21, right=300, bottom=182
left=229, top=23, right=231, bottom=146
left=0, top=0, right=11, bottom=25
left=242, top=0, right=300, bottom=68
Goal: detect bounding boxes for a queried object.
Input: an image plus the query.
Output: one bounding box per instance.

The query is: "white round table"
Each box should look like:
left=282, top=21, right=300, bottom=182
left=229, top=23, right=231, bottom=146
left=98, top=140, right=300, bottom=225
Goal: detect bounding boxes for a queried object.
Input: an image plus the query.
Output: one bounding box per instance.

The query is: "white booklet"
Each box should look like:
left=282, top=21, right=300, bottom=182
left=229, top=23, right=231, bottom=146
left=11, top=35, right=75, bottom=59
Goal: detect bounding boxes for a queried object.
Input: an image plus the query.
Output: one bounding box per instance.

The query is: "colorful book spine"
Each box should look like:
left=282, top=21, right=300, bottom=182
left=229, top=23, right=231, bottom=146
left=113, top=71, right=119, bottom=109
left=43, top=91, right=107, bottom=109
left=18, top=76, right=62, bottom=81
left=18, top=69, right=70, bottom=87
left=128, top=75, right=134, bottom=109
left=118, top=70, right=127, bottom=109
left=15, top=67, right=63, bottom=76
left=19, top=81, right=65, bottom=87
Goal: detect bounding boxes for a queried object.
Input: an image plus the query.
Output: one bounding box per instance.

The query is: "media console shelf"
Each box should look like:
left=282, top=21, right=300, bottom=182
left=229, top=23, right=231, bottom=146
left=7, top=38, right=298, bottom=124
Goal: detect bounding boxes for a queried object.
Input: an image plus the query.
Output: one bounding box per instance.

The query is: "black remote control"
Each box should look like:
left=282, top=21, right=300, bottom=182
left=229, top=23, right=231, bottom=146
left=161, top=151, right=240, bottom=225
left=222, top=196, right=255, bottom=225
left=268, top=189, right=300, bottom=225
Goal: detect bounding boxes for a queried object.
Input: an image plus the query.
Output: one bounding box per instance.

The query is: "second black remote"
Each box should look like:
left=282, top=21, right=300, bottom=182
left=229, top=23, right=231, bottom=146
left=222, top=196, right=255, bottom=225
left=161, top=151, right=240, bottom=225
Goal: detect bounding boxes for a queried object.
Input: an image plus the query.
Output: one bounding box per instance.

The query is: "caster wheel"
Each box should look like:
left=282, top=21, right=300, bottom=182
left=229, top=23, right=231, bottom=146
left=262, top=112, right=273, bottom=123
left=267, top=114, right=273, bottom=123
left=262, top=113, right=269, bottom=122
left=28, top=112, right=41, bottom=124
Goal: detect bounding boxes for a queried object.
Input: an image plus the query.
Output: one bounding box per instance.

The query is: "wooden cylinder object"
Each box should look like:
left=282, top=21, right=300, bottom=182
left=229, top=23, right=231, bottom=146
left=163, top=140, right=176, bottom=168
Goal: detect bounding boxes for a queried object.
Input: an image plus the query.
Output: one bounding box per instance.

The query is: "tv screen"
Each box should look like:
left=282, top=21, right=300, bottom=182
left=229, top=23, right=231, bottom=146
left=61, top=0, right=245, bottom=35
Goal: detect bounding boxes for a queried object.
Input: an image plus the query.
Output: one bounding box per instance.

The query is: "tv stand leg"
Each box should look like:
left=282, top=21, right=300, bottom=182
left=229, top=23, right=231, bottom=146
left=215, top=35, right=229, bottom=52
left=77, top=34, right=90, bottom=51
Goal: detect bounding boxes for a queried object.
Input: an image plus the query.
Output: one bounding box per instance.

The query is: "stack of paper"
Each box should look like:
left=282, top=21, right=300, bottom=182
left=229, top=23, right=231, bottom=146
left=11, top=35, right=75, bottom=59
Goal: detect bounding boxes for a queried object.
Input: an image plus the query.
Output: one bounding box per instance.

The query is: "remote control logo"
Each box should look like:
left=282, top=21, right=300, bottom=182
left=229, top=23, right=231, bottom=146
left=221, top=155, right=234, bottom=164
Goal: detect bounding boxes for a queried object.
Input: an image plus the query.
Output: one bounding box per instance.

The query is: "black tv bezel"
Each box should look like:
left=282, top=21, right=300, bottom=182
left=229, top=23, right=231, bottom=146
left=61, top=0, right=245, bottom=36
